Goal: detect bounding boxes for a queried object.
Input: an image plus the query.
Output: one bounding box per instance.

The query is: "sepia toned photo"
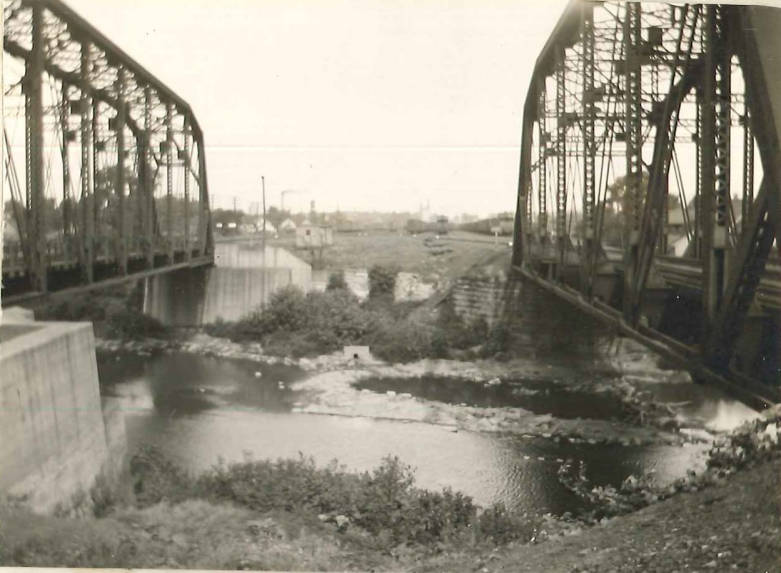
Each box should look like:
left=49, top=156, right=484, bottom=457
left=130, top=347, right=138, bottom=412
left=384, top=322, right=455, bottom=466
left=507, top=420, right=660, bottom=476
left=1, top=0, right=780, bottom=571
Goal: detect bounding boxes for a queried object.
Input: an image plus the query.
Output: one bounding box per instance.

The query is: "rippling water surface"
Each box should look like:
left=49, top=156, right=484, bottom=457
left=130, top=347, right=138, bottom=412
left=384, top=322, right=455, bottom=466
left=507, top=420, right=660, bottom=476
left=98, top=349, right=711, bottom=513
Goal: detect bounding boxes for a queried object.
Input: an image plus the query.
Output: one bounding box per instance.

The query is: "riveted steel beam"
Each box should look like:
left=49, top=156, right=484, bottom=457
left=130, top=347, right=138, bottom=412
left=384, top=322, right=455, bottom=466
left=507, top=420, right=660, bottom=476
left=25, top=4, right=46, bottom=292
left=80, top=41, right=94, bottom=283
left=581, top=1, right=596, bottom=297
left=538, top=85, right=548, bottom=242
left=116, top=68, right=128, bottom=274
left=622, top=1, right=642, bottom=323
left=556, top=47, right=567, bottom=267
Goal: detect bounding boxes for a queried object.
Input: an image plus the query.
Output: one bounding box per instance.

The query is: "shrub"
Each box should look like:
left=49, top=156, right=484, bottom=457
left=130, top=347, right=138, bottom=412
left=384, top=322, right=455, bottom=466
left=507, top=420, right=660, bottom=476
left=326, top=270, right=348, bottom=291
left=129, top=446, right=194, bottom=507
left=206, top=287, right=377, bottom=355
left=368, top=264, right=399, bottom=301
left=104, top=306, right=168, bottom=340
left=255, top=285, right=310, bottom=333
left=435, top=302, right=489, bottom=350
left=128, top=449, right=536, bottom=550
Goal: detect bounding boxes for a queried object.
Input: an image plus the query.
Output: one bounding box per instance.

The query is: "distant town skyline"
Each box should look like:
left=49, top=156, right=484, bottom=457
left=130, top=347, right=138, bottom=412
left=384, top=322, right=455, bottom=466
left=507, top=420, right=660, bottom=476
left=64, top=0, right=569, bottom=218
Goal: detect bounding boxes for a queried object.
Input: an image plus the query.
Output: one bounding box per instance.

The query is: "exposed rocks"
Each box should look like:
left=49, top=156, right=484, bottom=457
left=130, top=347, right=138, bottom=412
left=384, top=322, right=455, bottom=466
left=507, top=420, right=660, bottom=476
left=289, top=367, right=692, bottom=446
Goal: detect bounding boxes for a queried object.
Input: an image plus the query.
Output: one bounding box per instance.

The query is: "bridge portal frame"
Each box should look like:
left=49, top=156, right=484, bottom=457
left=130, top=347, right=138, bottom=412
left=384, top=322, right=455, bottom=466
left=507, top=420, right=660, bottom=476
left=512, top=1, right=781, bottom=406
left=2, top=0, right=214, bottom=304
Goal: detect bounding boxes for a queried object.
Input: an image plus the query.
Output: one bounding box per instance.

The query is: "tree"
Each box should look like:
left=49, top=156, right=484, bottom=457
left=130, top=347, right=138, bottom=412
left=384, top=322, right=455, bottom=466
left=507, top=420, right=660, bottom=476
left=265, top=205, right=290, bottom=229
left=602, top=172, right=650, bottom=246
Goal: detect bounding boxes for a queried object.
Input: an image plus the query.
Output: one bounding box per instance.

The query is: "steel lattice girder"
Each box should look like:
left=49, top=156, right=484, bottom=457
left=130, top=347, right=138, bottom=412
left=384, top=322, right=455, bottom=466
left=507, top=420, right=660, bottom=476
left=512, top=1, right=780, bottom=399
left=3, top=0, right=215, bottom=296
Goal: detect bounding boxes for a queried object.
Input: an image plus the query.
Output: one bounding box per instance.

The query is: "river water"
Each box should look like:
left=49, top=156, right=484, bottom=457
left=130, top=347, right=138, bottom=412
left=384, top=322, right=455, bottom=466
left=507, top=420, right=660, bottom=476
left=118, top=256, right=759, bottom=515
left=96, top=345, right=733, bottom=515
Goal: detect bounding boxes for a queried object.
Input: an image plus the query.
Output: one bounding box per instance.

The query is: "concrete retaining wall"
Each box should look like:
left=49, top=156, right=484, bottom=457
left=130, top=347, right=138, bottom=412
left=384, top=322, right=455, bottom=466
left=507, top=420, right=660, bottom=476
left=0, top=320, right=124, bottom=514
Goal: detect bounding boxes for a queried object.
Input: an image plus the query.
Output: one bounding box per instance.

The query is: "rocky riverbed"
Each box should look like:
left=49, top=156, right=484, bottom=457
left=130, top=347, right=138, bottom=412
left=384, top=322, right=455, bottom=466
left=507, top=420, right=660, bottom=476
left=95, top=331, right=748, bottom=449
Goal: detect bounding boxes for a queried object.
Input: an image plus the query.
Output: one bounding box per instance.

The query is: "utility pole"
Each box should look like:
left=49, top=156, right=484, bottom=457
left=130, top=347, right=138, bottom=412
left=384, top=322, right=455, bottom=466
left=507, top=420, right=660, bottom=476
left=261, top=176, right=267, bottom=249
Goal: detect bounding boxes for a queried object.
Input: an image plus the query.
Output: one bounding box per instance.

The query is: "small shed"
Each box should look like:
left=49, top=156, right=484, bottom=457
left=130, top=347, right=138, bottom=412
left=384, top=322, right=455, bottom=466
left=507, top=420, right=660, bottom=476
left=296, top=223, right=334, bottom=248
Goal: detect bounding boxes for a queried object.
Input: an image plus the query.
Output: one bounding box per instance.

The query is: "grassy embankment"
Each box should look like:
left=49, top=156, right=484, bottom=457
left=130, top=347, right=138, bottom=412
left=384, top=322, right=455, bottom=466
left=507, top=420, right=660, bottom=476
left=3, top=413, right=779, bottom=570
left=1, top=451, right=539, bottom=570
left=267, top=228, right=503, bottom=282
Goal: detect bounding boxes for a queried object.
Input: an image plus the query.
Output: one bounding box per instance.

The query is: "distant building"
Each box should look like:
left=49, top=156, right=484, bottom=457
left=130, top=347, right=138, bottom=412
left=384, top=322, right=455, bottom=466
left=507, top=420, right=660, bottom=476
left=296, top=223, right=334, bottom=248
left=279, top=218, right=297, bottom=233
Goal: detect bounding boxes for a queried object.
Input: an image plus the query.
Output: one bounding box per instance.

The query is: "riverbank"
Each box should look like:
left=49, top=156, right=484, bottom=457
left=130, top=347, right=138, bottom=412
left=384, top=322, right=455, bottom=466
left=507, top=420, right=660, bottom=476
left=5, top=322, right=778, bottom=570
left=420, top=453, right=781, bottom=573
left=3, top=416, right=778, bottom=571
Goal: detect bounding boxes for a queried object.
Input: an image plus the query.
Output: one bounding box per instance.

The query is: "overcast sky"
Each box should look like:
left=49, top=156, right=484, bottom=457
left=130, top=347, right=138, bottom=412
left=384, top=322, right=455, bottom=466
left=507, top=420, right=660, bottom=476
left=64, top=0, right=568, bottom=217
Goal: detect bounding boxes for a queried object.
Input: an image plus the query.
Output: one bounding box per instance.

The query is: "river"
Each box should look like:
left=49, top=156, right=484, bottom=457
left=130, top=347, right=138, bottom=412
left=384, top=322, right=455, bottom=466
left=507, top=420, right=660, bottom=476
left=96, top=345, right=750, bottom=515
left=116, top=255, right=760, bottom=515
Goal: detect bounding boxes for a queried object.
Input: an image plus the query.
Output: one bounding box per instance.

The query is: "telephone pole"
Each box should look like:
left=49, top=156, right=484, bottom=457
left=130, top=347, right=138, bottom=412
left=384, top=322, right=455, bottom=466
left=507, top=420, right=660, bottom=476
left=261, top=176, right=267, bottom=250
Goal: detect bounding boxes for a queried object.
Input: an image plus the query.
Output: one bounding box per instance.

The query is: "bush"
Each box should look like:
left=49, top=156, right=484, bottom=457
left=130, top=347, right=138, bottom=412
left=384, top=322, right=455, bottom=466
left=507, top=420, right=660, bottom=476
left=104, top=306, right=168, bottom=340
left=254, top=285, right=310, bottom=334
left=368, top=264, right=399, bottom=302
left=129, top=446, right=195, bottom=507
left=435, top=302, right=488, bottom=350
left=35, top=285, right=168, bottom=340
left=326, top=270, right=348, bottom=291
left=128, top=450, right=533, bottom=549
left=369, top=318, right=439, bottom=363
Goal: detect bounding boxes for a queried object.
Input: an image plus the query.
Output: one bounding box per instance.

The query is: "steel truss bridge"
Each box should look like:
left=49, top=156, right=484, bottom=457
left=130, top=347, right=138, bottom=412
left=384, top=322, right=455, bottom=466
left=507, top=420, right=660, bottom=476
left=2, top=0, right=214, bottom=305
left=511, top=2, right=781, bottom=406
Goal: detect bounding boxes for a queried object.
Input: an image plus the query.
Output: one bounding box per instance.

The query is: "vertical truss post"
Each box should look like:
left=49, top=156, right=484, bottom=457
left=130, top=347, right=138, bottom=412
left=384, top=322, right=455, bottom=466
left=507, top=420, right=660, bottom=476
left=556, top=48, right=567, bottom=268
left=80, top=42, right=94, bottom=283
left=61, top=84, right=71, bottom=242
left=184, top=115, right=191, bottom=261
left=712, top=10, right=731, bottom=303
left=136, top=102, right=146, bottom=263
left=538, top=86, right=548, bottom=242
left=701, top=6, right=719, bottom=332
left=165, top=102, right=174, bottom=263
left=524, top=168, right=532, bottom=251
left=581, top=1, right=596, bottom=297
left=115, top=69, right=127, bottom=275
left=694, top=88, right=702, bottom=258
left=514, top=94, right=534, bottom=266
left=91, top=99, right=100, bottom=261
left=197, top=136, right=208, bottom=256
left=143, top=86, right=154, bottom=267
left=742, top=111, right=754, bottom=233
left=622, top=1, right=642, bottom=323
left=25, top=4, right=46, bottom=293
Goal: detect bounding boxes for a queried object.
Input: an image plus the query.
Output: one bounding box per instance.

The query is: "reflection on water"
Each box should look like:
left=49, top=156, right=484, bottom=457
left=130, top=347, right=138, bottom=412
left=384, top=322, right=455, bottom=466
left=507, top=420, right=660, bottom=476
left=354, top=375, right=629, bottom=421
left=637, top=381, right=761, bottom=432
left=97, top=351, right=708, bottom=514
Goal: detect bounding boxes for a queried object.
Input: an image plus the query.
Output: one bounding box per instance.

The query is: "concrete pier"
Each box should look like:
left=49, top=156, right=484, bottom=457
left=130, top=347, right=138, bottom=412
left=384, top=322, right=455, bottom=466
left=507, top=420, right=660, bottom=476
left=0, top=314, right=125, bottom=514
left=144, top=242, right=313, bottom=326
